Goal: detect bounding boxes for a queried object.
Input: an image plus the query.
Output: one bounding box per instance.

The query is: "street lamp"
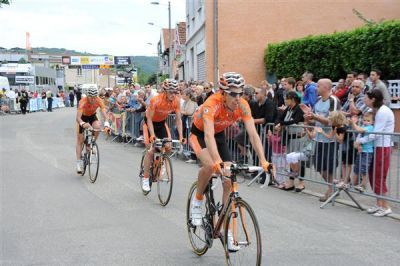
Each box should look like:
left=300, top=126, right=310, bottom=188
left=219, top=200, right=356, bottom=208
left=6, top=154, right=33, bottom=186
left=150, top=1, right=172, bottom=78
left=147, top=42, right=160, bottom=88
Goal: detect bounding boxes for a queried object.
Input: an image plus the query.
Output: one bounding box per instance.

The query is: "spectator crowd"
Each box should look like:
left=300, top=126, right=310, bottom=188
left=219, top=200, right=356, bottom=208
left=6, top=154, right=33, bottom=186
left=1, top=68, right=397, bottom=217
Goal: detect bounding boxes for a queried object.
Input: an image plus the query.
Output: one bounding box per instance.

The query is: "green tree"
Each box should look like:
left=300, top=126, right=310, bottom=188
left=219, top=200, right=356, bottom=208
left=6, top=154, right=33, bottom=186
left=18, top=57, right=27, bottom=64
left=147, top=73, right=157, bottom=85
left=0, top=0, right=11, bottom=7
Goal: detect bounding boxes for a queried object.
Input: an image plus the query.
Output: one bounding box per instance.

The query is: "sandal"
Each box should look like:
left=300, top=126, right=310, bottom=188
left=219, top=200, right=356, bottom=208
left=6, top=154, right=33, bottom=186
left=281, top=185, right=295, bottom=191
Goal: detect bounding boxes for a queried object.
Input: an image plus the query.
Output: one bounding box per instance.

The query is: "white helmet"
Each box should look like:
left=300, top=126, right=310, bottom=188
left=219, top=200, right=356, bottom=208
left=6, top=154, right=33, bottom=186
left=87, top=86, right=98, bottom=97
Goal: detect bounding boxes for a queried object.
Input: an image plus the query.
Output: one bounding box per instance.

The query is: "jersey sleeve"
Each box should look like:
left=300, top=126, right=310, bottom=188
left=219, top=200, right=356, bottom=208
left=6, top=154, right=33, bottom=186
left=239, top=98, right=252, bottom=122
left=77, top=97, right=86, bottom=112
left=147, top=96, right=157, bottom=112
left=97, top=97, right=106, bottom=111
left=200, top=100, right=217, bottom=122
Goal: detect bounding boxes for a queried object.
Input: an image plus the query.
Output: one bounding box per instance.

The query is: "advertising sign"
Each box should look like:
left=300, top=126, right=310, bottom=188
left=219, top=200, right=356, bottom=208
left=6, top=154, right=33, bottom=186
left=82, top=65, right=100, bottom=69
left=116, top=77, right=126, bottom=85
left=114, top=56, right=131, bottom=65
left=15, top=75, right=35, bottom=84
left=70, top=56, right=114, bottom=66
left=70, top=56, right=81, bottom=65
left=62, top=56, right=71, bottom=65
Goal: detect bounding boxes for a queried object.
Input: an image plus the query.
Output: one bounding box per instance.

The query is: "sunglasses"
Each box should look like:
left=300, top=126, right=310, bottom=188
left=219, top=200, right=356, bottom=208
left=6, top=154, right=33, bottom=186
left=166, top=90, right=178, bottom=94
left=226, top=90, right=244, bottom=97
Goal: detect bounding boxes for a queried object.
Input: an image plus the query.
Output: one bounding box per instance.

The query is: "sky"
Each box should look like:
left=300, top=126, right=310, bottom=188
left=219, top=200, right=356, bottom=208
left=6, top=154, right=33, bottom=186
left=1, top=0, right=186, bottom=56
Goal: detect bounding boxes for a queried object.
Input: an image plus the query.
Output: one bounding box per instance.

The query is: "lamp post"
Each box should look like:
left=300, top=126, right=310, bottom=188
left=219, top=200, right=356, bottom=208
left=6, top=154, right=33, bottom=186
left=150, top=1, right=172, bottom=78
left=147, top=42, right=160, bottom=89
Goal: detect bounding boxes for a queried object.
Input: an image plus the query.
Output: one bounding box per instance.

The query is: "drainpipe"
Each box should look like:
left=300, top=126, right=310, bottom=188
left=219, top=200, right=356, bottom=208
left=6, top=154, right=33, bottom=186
left=213, top=0, right=218, bottom=87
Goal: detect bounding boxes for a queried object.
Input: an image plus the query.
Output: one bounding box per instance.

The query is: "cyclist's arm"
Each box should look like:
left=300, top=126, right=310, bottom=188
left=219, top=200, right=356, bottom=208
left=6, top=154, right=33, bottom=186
left=76, top=110, right=84, bottom=125
left=203, top=118, right=223, bottom=163
left=146, top=109, right=156, bottom=137
left=175, top=110, right=184, bottom=140
left=244, top=118, right=268, bottom=164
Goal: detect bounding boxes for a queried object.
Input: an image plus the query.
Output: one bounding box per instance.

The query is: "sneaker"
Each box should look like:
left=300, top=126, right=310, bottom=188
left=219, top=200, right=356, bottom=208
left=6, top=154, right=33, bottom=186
left=76, top=160, right=83, bottom=173
left=354, top=185, right=365, bottom=193
left=227, top=230, right=241, bottom=252
left=191, top=199, right=203, bottom=226
left=336, top=181, right=349, bottom=189
left=142, top=178, right=151, bottom=192
left=367, top=206, right=381, bottom=214
left=185, top=159, right=197, bottom=164
left=373, top=208, right=392, bottom=217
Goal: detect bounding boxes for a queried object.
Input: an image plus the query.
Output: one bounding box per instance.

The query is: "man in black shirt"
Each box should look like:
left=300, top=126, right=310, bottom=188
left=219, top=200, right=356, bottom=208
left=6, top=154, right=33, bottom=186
left=235, top=86, right=276, bottom=164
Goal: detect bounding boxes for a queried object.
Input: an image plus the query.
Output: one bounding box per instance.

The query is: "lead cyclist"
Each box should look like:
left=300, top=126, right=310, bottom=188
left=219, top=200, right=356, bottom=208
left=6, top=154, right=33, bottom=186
left=189, top=72, right=271, bottom=251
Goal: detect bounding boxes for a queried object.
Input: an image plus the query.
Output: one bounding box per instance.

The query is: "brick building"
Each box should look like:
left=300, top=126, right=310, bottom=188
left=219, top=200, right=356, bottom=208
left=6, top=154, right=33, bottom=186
left=185, top=0, right=400, bottom=86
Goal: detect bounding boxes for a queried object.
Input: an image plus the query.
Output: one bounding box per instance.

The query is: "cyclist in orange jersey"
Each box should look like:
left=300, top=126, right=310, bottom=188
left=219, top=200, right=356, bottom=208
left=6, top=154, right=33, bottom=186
left=75, top=86, right=109, bottom=173
left=141, top=79, right=185, bottom=192
left=189, top=72, right=271, bottom=250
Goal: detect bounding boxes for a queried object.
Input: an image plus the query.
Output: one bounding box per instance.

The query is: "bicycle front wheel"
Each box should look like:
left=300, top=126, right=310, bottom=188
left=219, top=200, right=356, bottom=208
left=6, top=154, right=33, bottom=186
left=157, top=155, right=173, bottom=206
left=224, top=198, right=262, bottom=266
left=88, top=143, right=99, bottom=183
left=186, top=181, right=209, bottom=256
left=80, top=143, right=87, bottom=176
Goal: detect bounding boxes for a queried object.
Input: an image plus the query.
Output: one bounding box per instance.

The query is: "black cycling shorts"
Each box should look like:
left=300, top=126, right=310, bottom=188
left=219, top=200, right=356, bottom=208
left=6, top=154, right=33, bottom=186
left=189, top=125, right=232, bottom=162
left=78, top=114, right=98, bottom=134
left=143, top=120, right=170, bottom=145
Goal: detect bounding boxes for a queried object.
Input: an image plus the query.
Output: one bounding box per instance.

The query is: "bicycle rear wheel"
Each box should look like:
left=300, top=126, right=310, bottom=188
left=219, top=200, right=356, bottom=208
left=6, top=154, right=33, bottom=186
left=139, top=152, right=150, bottom=195
left=88, top=143, right=99, bottom=183
left=224, top=198, right=262, bottom=266
left=157, top=155, right=173, bottom=206
left=186, top=181, right=209, bottom=256
left=80, top=144, right=87, bottom=176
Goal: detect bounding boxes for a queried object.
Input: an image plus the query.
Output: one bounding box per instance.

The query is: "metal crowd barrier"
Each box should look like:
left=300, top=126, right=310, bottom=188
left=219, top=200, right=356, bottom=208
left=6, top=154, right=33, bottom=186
left=111, top=112, right=400, bottom=205
left=0, top=97, right=65, bottom=114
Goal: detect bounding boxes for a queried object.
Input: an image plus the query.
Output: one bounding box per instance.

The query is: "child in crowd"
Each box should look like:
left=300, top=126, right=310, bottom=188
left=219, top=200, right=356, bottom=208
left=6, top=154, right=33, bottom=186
left=282, top=122, right=317, bottom=191
left=315, top=111, right=348, bottom=187
left=349, top=112, right=375, bottom=192
left=268, top=126, right=286, bottom=185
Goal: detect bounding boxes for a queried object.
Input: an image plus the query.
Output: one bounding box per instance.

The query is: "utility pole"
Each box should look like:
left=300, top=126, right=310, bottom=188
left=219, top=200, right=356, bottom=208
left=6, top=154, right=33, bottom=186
left=168, top=1, right=172, bottom=78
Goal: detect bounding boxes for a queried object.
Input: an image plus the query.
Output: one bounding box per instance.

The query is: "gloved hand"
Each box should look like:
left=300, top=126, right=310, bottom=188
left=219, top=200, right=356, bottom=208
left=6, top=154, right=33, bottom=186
left=104, top=121, right=110, bottom=128
left=180, top=138, right=187, bottom=145
left=261, top=160, right=271, bottom=172
left=212, top=161, right=223, bottom=175
left=149, top=135, right=156, bottom=143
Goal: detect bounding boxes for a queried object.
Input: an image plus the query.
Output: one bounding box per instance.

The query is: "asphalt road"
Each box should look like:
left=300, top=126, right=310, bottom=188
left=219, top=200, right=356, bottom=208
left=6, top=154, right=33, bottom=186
left=1, top=108, right=399, bottom=266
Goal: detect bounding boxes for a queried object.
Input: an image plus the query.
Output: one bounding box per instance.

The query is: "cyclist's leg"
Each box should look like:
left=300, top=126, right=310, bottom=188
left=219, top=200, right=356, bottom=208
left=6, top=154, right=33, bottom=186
left=76, top=122, right=85, bottom=160
left=216, top=133, right=233, bottom=205
left=142, top=122, right=154, bottom=180
left=91, top=118, right=101, bottom=139
left=189, top=133, right=214, bottom=197
left=164, top=122, right=172, bottom=153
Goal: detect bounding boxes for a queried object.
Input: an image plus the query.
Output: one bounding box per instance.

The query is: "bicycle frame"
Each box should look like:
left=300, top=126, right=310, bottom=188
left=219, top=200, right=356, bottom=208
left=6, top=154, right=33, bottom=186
left=206, top=171, right=247, bottom=243
left=147, top=138, right=180, bottom=179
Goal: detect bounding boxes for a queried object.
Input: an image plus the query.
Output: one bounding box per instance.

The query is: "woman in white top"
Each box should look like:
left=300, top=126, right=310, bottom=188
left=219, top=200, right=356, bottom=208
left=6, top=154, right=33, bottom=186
left=181, top=89, right=198, bottom=137
left=355, top=89, right=395, bottom=217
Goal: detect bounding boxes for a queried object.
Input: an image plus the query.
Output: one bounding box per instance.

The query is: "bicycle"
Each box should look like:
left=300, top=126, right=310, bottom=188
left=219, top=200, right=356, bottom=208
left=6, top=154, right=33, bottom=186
left=80, top=128, right=102, bottom=183
left=186, top=163, right=275, bottom=265
left=139, top=138, right=181, bottom=206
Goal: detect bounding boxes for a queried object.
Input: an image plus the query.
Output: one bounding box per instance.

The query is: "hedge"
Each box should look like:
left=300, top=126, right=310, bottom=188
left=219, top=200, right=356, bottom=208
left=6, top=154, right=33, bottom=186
left=264, top=20, right=400, bottom=80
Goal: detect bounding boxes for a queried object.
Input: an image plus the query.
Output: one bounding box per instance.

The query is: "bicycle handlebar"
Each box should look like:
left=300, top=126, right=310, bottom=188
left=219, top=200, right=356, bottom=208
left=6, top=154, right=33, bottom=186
left=154, top=138, right=181, bottom=145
